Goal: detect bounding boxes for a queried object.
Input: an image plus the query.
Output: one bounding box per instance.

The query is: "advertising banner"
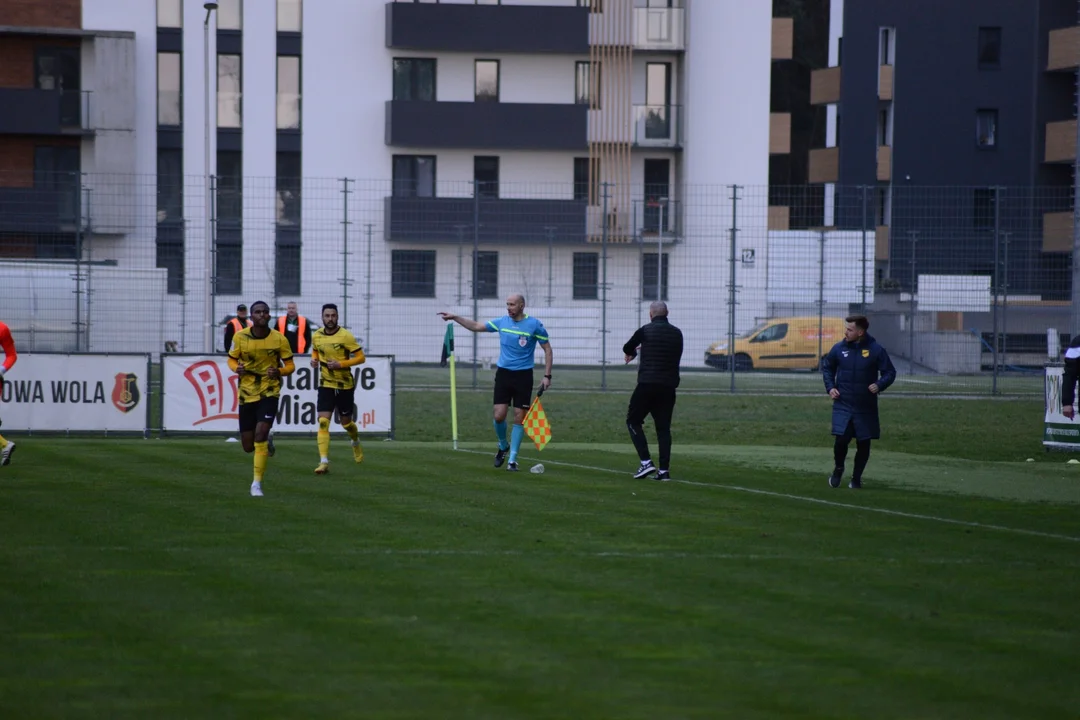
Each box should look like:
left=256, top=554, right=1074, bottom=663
left=162, top=354, right=393, bottom=434
left=0, top=353, right=149, bottom=432
left=1043, top=364, right=1080, bottom=450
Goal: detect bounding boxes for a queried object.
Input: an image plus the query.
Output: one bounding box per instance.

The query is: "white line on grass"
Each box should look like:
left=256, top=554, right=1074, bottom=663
left=463, top=450, right=1080, bottom=544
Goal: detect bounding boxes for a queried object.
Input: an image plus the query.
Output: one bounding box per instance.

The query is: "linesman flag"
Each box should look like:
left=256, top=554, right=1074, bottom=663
left=523, top=386, right=551, bottom=451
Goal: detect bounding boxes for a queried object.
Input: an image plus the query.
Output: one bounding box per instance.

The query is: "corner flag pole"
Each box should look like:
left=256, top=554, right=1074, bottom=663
left=445, top=324, right=459, bottom=450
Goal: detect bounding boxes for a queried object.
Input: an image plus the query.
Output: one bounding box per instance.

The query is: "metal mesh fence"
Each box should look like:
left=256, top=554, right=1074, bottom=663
left=0, top=171, right=1072, bottom=396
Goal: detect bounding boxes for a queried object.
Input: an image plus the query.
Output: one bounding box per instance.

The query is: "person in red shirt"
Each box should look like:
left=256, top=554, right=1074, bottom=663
left=0, top=321, right=17, bottom=466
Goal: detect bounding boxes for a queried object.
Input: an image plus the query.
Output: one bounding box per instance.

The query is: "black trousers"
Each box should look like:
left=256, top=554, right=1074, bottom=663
left=626, top=383, right=677, bottom=469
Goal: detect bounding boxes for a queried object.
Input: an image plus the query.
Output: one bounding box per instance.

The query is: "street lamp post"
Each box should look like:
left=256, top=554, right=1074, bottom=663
left=203, top=2, right=218, bottom=353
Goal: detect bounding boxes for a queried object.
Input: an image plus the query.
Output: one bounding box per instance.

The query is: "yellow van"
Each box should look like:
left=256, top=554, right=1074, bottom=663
left=704, top=316, right=847, bottom=371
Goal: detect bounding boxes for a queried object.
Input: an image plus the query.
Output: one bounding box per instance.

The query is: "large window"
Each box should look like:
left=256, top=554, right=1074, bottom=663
left=277, top=56, right=301, bottom=129
left=392, top=155, right=436, bottom=198
left=641, top=252, right=669, bottom=301
left=217, top=54, right=242, bottom=128
left=575, top=61, right=599, bottom=107
left=217, top=0, right=242, bottom=30
left=157, top=0, right=182, bottom=28
left=973, top=188, right=996, bottom=229
left=276, top=238, right=301, bottom=297
left=276, top=151, right=301, bottom=225
left=393, top=58, right=436, bottom=101
left=277, top=0, right=302, bottom=32
left=216, top=151, right=243, bottom=222
left=156, top=225, right=185, bottom=295
left=392, top=250, right=437, bottom=298
left=573, top=157, right=599, bottom=204
left=474, top=156, right=499, bottom=199
left=472, top=251, right=498, bottom=299
left=157, top=52, right=182, bottom=126
left=156, top=148, right=183, bottom=223
left=976, top=109, right=997, bottom=149
left=978, top=27, right=1001, bottom=69
left=475, top=60, right=499, bottom=102
left=573, top=252, right=599, bottom=300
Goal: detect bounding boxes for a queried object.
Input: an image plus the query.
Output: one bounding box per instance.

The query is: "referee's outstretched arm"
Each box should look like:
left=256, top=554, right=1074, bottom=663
left=437, top=312, right=486, bottom=333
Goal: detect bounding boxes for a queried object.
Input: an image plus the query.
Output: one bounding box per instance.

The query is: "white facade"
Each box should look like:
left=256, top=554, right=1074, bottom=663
left=63, top=0, right=774, bottom=365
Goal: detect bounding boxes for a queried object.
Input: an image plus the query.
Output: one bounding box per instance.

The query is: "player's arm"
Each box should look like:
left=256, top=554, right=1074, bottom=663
left=227, top=339, right=244, bottom=374
left=278, top=356, right=296, bottom=377
left=822, top=346, right=839, bottom=394
left=622, top=327, right=644, bottom=363
left=310, top=346, right=320, bottom=369
left=437, top=312, right=487, bottom=333
left=0, top=324, right=17, bottom=374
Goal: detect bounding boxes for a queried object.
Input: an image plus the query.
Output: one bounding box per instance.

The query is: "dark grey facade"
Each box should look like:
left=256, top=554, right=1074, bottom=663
left=836, top=0, right=1077, bottom=297
left=385, top=2, right=588, bottom=55
left=385, top=197, right=587, bottom=245
left=386, top=100, right=587, bottom=151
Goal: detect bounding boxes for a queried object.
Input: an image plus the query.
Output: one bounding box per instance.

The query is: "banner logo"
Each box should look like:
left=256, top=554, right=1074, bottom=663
left=111, top=372, right=141, bottom=413
left=184, top=360, right=239, bottom=425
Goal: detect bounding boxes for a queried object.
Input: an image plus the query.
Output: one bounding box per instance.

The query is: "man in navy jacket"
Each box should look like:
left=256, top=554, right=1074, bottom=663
left=821, top=315, right=896, bottom=488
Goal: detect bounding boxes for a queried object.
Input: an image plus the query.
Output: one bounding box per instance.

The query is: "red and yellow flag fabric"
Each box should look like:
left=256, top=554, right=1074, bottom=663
left=523, top=397, right=551, bottom=451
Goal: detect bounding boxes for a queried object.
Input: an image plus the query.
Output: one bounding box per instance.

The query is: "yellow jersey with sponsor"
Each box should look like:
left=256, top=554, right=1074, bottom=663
left=311, top=327, right=364, bottom=390
left=228, top=327, right=294, bottom=403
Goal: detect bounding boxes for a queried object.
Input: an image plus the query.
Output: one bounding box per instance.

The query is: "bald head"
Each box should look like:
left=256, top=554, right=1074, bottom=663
left=505, top=293, right=526, bottom=320
left=649, top=301, right=668, bottom=319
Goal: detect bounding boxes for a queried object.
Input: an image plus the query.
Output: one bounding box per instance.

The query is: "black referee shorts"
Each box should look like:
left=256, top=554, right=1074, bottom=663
left=493, top=367, right=534, bottom=410
left=317, top=386, right=356, bottom=418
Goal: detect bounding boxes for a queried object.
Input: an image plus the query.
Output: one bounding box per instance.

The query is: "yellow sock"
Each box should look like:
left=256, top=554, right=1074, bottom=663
left=254, top=441, right=269, bottom=481
left=343, top=420, right=359, bottom=442
left=0, top=434, right=7, bottom=449
left=317, top=417, right=331, bottom=462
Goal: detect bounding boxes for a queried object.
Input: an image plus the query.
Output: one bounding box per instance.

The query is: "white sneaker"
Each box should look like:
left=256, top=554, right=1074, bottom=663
left=0, top=441, right=15, bottom=466
left=250, top=480, right=263, bottom=497
left=633, top=460, right=656, bottom=479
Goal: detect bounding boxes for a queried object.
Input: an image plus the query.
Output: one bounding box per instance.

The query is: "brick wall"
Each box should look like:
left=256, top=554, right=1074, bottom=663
left=0, top=0, right=81, bottom=29
left=0, top=36, right=82, bottom=88
left=0, top=136, right=80, bottom=187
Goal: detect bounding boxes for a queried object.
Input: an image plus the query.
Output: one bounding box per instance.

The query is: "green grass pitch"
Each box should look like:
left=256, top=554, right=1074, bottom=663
left=0, top=392, right=1077, bottom=718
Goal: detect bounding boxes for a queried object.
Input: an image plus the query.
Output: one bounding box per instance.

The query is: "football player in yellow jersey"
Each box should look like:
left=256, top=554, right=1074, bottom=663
left=227, top=300, right=295, bottom=497
left=309, top=303, right=366, bottom=474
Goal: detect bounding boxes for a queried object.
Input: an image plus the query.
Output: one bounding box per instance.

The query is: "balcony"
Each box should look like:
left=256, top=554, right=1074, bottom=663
left=0, top=89, right=92, bottom=135
left=1043, top=212, right=1073, bottom=253
left=1048, top=26, right=1080, bottom=71
left=808, top=147, right=839, bottom=184
left=1045, top=120, right=1077, bottom=163
left=385, top=1, right=587, bottom=54
left=772, top=17, right=793, bottom=60
left=876, top=145, right=892, bottom=182
left=770, top=113, right=791, bottom=155
left=385, top=196, right=587, bottom=244
left=810, top=66, right=841, bottom=105
left=878, top=65, right=894, bottom=101
left=386, top=100, right=586, bottom=151
left=633, top=105, right=681, bottom=148
left=0, top=187, right=82, bottom=233
left=633, top=2, right=685, bottom=52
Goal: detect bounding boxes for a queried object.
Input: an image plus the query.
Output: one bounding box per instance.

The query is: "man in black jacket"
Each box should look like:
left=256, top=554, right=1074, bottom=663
left=623, top=301, right=684, bottom=481
left=1061, top=335, right=1080, bottom=419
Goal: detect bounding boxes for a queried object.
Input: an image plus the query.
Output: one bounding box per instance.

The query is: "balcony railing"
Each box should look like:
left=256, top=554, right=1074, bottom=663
left=808, top=147, right=839, bottom=184
left=0, top=89, right=92, bottom=134
left=1045, top=120, right=1077, bottom=163
left=810, top=66, right=841, bottom=105
left=0, top=186, right=82, bottom=232
left=1048, top=26, right=1080, bottom=71
left=385, top=196, right=588, bottom=244
left=632, top=105, right=681, bottom=148
left=633, top=1, right=685, bottom=51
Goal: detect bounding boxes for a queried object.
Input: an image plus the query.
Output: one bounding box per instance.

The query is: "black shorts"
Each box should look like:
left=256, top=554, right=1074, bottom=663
left=626, top=383, right=677, bottom=429
left=238, top=396, right=280, bottom=433
left=493, top=367, right=534, bottom=410
left=317, top=386, right=356, bottom=417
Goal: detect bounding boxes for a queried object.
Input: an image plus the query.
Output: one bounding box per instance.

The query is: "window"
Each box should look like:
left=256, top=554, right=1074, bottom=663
left=392, top=250, right=437, bottom=298
left=877, top=107, right=890, bottom=146
left=34, top=145, right=80, bottom=222
left=157, top=148, right=183, bottom=223
left=978, top=27, right=1001, bottom=69
left=277, top=56, right=301, bottom=129
left=393, top=58, right=436, bottom=101
left=217, top=0, right=242, bottom=30
left=573, top=157, right=600, bottom=204
left=277, top=0, right=302, bottom=31
left=217, top=54, right=242, bottom=128
left=275, top=239, right=301, bottom=297
left=641, top=253, right=669, bottom=301
left=879, top=28, right=893, bottom=65
left=472, top=251, right=498, bottom=299
left=575, top=61, right=599, bottom=107
left=573, top=252, right=599, bottom=300
left=216, top=242, right=243, bottom=296
left=156, top=224, right=185, bottom=295
left=752, top=323, right=788, bottom=343
left=973, top=188, right=996, bottom=229
left=976, top=109, right=997, bottom=148
left=157, top=52, right=182, bottom=126
left=157, top=0, right=182, bottom=28
left=875, top=186, right=889, bottom=226
left=216, top=151, right=243, bottom=222
left=392, top=155, right=436, bottom=197
left=474, top=156, right=499, bottom=199
left=276, top=151, right=301, bottom=225
left=475, top=60, right=499, bottom=102
left=476, top=0, right=500, bottom=4
left=577, top=0, right=602, bottom=12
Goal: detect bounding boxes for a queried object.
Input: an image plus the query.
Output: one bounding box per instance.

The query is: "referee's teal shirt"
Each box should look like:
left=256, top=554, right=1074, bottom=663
left=486, top=315, right=549, bottom=370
